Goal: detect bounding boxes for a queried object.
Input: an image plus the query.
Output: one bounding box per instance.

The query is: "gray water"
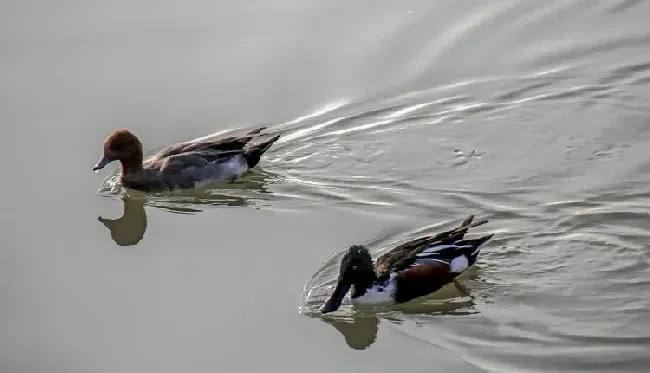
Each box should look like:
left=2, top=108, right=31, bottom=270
left=3, top=1, right=650, bottom=372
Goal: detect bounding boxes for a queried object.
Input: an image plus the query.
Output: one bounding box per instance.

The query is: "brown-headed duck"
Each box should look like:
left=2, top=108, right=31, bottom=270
left=320, top=215, right=494, bottom=314
left=93, top=127, right=281, bottom=192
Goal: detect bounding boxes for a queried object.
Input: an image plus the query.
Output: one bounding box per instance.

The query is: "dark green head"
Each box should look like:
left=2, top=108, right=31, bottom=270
left=320, top=245, right=376, bottom=314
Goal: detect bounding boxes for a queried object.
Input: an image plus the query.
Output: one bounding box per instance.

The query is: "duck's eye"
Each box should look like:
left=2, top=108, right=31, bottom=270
left=352, top=265, right=358, bottom=270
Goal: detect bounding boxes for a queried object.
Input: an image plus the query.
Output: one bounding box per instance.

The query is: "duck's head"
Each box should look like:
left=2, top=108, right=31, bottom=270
left=93, top=130, right=143, bottom=173
left=321, top=245, right=376, bottom=314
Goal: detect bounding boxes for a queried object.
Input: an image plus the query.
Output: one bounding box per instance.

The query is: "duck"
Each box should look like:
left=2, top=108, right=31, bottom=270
left=92, top=127, right=281, bottom=192
left=320, top=215, right=494, bottom=314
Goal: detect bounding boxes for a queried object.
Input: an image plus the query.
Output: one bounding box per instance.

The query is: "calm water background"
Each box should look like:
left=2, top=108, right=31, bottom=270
left=3, top=1, right=650, bottom=372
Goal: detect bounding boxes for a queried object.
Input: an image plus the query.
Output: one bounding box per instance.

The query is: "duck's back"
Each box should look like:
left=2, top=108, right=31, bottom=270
left=151, top=127, right=267, bottom=161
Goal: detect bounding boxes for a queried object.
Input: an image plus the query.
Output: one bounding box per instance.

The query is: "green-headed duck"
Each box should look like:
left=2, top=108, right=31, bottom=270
left=320, top=215, right=494, bottom=314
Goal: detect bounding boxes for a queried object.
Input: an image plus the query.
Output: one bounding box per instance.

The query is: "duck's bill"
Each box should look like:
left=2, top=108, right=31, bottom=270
left=320, top=282, right=351, bottom=314
left=93, top=155, right=112, bottom=172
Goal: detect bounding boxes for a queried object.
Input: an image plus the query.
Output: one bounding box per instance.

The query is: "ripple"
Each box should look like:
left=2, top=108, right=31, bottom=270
left=608, top=0, right=647, bottom=13
left=288, top=58, right=650, bottom=369
left=98, top=13, right=650, bottom=369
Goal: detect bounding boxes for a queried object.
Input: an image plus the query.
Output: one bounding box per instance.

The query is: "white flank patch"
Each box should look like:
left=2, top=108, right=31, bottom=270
left=449, top=255, right=469, bottom=273
left=413, top=258, right=449, bottom=266
left=226, top=156, right=248, bottom=174
left=193, top=157, right=249, bottom=188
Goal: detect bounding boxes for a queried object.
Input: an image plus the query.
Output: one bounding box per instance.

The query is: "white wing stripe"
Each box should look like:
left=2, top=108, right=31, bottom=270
left=413, top=258, right=449, bottom=266
left=418, top=244, right=458, bottom=255
left=417, top=244, right=476, bottom=257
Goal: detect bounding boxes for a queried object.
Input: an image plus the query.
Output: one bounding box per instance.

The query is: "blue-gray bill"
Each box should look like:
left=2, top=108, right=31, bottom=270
left=320, top=282, right=351, bottom=314
left=93, top=155, right=112, bottom=172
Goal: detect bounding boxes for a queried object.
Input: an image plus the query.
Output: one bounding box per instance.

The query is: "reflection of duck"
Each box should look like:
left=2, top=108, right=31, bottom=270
left=98, top=196, right=147, bottom=246
left=322, top=315, right=379, bottom=350
left=321, top=215, right=494, bottom=314
left=318, top=286, right=478, bottom=350
left=92, top=127, right=281, bottom=192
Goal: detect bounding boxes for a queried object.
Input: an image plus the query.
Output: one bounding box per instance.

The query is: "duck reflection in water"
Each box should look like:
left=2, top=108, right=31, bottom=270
left=98, top=171, right=275, bottom=246
left=316, top=280, right=479, bottom=350
left=98, top=196, right=148, bottom=246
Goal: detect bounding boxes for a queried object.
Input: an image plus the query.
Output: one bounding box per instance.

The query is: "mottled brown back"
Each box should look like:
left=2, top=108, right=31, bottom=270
left=375, top=215, right=488, bottom=280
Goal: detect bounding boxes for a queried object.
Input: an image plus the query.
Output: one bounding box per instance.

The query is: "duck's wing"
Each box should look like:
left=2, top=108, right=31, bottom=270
left=375, top=215, right=491, bottom=279
left=153, top=127, right=269, bottom=160
left=155, top=150, right=244, bottom=172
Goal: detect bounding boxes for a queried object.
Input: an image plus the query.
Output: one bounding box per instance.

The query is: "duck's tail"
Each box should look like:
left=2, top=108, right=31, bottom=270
left=466, top=233, right=494, bottom=257
left=244, top=133, right=282, bottom=168
left=246, top=127, right=267, bottom=136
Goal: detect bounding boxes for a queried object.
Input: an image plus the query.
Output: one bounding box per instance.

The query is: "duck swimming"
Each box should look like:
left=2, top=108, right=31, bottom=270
left=321, top=215, right=494, bottom=314
left=93, top=127, right=281, bottom=192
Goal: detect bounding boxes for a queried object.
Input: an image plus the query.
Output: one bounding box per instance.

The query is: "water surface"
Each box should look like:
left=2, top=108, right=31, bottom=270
left=3, top=1, right=650, bottom=372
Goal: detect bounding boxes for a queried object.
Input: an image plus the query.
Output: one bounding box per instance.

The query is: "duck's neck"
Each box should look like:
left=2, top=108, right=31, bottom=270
left=351, top=270, right=378, bottom=298
left=119, top=154, right=144, bottom=178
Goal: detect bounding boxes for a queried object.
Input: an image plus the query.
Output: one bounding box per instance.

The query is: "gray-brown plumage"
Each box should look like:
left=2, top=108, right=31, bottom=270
left=93, top=127, right=281, bottom=192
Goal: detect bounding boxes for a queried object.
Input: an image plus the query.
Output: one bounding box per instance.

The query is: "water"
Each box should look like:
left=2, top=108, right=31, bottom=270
left=3, top=1, right=650, bottom=372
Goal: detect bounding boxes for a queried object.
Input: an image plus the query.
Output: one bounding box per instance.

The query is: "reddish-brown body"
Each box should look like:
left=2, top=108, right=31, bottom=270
left=393, top=262, right=454, bottom=304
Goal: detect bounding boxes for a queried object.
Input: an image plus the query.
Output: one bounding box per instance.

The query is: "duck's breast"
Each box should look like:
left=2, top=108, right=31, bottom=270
left=352, top=274, right=398, bottom=305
